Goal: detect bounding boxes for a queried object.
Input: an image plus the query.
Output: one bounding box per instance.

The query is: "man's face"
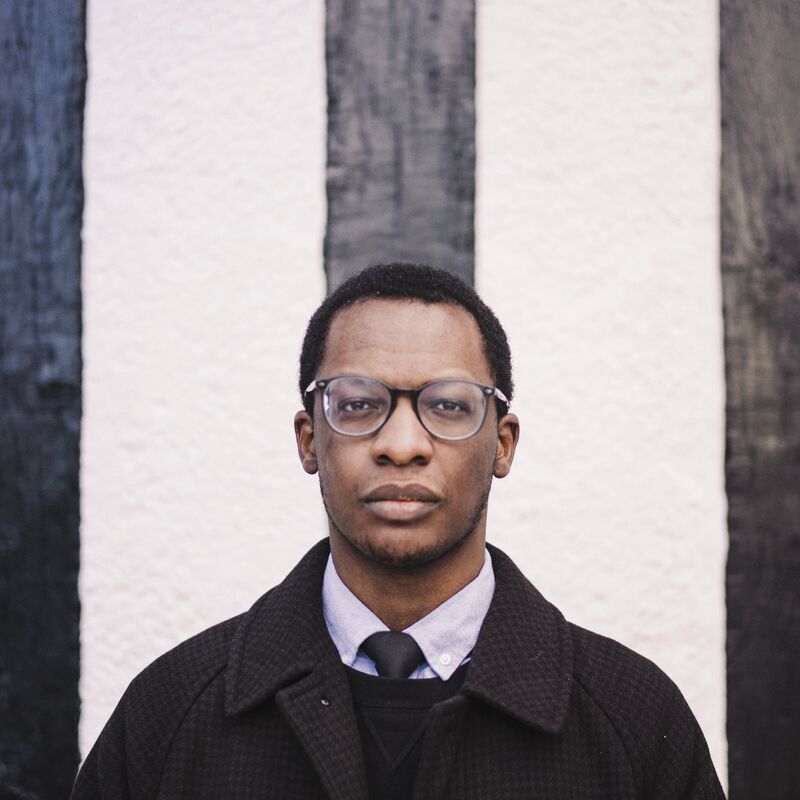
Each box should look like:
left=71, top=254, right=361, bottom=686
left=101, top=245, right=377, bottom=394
left=294, top=298, right=519, bottom=569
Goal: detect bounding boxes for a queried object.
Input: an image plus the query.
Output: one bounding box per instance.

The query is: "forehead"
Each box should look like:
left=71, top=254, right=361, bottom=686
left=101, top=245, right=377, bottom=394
left=320, top=298, right=492, bottom=385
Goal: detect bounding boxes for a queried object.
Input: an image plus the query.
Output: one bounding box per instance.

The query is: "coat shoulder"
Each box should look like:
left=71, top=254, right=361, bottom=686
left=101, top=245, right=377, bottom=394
left=568, top=621, right=722, bottom=797
left=74, top=612, right=248, bottom=799
left=126, top=612, right=243, bottom=712
left=569, top=621, right=680, bottom=722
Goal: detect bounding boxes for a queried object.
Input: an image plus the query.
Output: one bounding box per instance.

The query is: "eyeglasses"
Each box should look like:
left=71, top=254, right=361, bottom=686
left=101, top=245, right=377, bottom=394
left=304, top=375, right=509, bottom=441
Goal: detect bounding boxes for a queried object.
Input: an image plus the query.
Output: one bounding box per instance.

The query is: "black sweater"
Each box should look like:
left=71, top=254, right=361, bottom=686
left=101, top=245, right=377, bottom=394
left=346, top=663, right=469, bottom=800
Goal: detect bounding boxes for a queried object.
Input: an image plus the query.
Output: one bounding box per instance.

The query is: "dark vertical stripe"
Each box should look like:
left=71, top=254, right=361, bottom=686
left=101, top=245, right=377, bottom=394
left=721, top=1, right=800, bottom=796
left=324, top=0, right=476, bottom=290
left=0, top=1, right=85, bottom=796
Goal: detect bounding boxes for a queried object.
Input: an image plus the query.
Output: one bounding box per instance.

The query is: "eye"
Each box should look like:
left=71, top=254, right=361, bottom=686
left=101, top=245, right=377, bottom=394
left=340, top=398, right=377, bottom=412
left=424, top=396, right=473, bottom=417
left=430, top=399, right=468, bottom=413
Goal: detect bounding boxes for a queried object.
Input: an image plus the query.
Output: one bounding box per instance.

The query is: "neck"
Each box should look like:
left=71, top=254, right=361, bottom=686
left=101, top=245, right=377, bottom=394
left=328, top=525, right=487, bottom=631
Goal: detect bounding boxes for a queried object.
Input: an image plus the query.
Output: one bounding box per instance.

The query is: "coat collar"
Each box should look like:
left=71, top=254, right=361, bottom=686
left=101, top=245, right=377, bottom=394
left=463, top=543, right=573, bottom=734
left=225, top=539, right=573, bottom=734
left=225, top=539, right=335, bottom=716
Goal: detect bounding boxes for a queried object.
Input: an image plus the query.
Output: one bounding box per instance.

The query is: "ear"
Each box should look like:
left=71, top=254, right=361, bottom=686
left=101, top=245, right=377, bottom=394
left=493, top=412, right=520, bottom=479
left=294, top=410, right=318, bottom=474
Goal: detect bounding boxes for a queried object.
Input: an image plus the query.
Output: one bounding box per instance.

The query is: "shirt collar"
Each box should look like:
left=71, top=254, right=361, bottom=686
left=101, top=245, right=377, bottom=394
left=322, top=549, right=495, bottom=680
left=322, top=555, right=387, bottom=668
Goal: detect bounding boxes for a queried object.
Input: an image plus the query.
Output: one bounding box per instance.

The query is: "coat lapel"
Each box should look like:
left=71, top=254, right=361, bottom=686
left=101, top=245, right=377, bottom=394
left=412, top=694, right=470, bottom=800
left=275, top=656, right=368, bottom=800
left=224, top=540, right=368, bottom=800
left=461, top=543, right=574, bottom=733
left=413, top=544, right=574, bottom=797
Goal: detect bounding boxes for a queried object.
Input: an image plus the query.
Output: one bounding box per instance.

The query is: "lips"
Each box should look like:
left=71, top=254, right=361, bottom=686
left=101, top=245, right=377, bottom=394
left=362, top=483, right=440, bottom=522
left=363, top=483, right=440, bottom=503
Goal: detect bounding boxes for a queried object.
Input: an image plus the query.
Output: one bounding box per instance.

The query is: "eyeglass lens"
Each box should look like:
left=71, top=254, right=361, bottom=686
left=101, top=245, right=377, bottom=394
left=321, top=376, right=488, bottom=439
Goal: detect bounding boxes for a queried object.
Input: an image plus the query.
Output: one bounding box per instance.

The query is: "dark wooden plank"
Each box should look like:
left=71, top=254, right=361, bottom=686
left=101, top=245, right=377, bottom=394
left=0, top=1, right=85, bottom=796
left=721, top=1, right=800, bottom=796
left=325, top=0, right=476, bottom=290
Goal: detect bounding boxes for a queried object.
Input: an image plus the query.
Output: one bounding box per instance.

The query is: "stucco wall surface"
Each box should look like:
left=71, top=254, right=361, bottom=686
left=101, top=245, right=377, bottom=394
left=477, top=0, right=726, bottom=781
left=80, top=0, right=326, bottom=754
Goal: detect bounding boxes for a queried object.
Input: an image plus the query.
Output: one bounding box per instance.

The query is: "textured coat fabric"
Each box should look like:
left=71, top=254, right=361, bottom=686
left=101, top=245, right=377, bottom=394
left=72, top=540, right=725, bottom=799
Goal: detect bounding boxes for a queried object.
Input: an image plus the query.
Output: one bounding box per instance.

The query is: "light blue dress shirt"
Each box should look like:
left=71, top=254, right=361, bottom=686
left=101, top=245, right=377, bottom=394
left=322, top=549, right=495, bottom=680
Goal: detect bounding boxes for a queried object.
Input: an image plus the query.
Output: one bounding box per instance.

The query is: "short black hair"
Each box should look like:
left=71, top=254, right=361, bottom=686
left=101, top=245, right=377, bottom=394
left=299, top=263, right=514, bottom=416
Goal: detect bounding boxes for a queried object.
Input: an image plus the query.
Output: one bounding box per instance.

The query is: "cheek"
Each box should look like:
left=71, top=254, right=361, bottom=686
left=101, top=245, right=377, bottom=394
left=472, top=431, right=500, bottom=471
left=316, top=440, right=364, bottom=500
left=449, top=439, right=497, bottom=488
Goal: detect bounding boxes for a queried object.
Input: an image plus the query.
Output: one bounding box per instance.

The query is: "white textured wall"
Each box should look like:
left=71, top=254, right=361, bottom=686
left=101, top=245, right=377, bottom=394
left=80, top=1, right=326, bottom=753
left=477, top=0, right=726, bottom=782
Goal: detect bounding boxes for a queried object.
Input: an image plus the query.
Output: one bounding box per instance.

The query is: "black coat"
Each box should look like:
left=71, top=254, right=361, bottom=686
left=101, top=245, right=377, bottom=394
left=72, top=540, right=725, bottom=799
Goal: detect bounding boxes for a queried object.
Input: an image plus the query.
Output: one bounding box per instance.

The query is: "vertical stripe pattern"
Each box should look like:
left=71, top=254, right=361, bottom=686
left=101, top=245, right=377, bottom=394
left=476, top=0, right=726, bottom=782
left=325, top=0, right=476, bottom=289
left=0, top=0, right=85, bottom=796
left=721, top=1, right=800, bottom=796
left=79, top=0, right=327, bottom=757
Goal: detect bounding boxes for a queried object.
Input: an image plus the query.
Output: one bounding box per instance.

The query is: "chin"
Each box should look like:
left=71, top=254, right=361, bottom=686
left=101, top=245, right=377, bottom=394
left=341, top=524, right=474, bottom=569
left=361, top=535, right=451, bottom=568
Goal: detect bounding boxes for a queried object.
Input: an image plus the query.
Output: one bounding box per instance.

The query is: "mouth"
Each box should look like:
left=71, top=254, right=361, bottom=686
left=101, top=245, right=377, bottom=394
left=362, top=483, right=441, bottom=522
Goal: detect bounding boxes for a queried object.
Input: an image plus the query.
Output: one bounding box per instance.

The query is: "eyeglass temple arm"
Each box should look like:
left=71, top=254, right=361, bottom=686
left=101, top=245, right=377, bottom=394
left=492, top=386, right=509, bottom=405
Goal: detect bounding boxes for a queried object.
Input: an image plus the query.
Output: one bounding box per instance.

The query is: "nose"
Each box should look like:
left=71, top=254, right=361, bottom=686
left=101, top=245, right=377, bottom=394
left=369, top=396, right=434, bottom=465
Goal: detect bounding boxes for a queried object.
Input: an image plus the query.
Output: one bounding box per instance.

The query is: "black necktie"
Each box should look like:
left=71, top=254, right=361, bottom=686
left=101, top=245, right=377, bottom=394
left=361, top=631, right=425, bottom=679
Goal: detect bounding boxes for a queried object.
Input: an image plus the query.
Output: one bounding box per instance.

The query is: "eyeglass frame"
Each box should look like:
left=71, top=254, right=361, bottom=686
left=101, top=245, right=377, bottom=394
left=304, top=374, right=510, bottom=441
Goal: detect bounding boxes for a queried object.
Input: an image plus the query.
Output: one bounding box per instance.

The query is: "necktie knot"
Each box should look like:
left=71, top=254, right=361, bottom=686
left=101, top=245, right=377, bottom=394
left=361, top=631, right=425, bottom=679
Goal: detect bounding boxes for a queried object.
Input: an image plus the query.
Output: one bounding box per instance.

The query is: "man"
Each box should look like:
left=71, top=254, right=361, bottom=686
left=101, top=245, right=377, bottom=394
left=73, top=263, right=725, bottom=799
